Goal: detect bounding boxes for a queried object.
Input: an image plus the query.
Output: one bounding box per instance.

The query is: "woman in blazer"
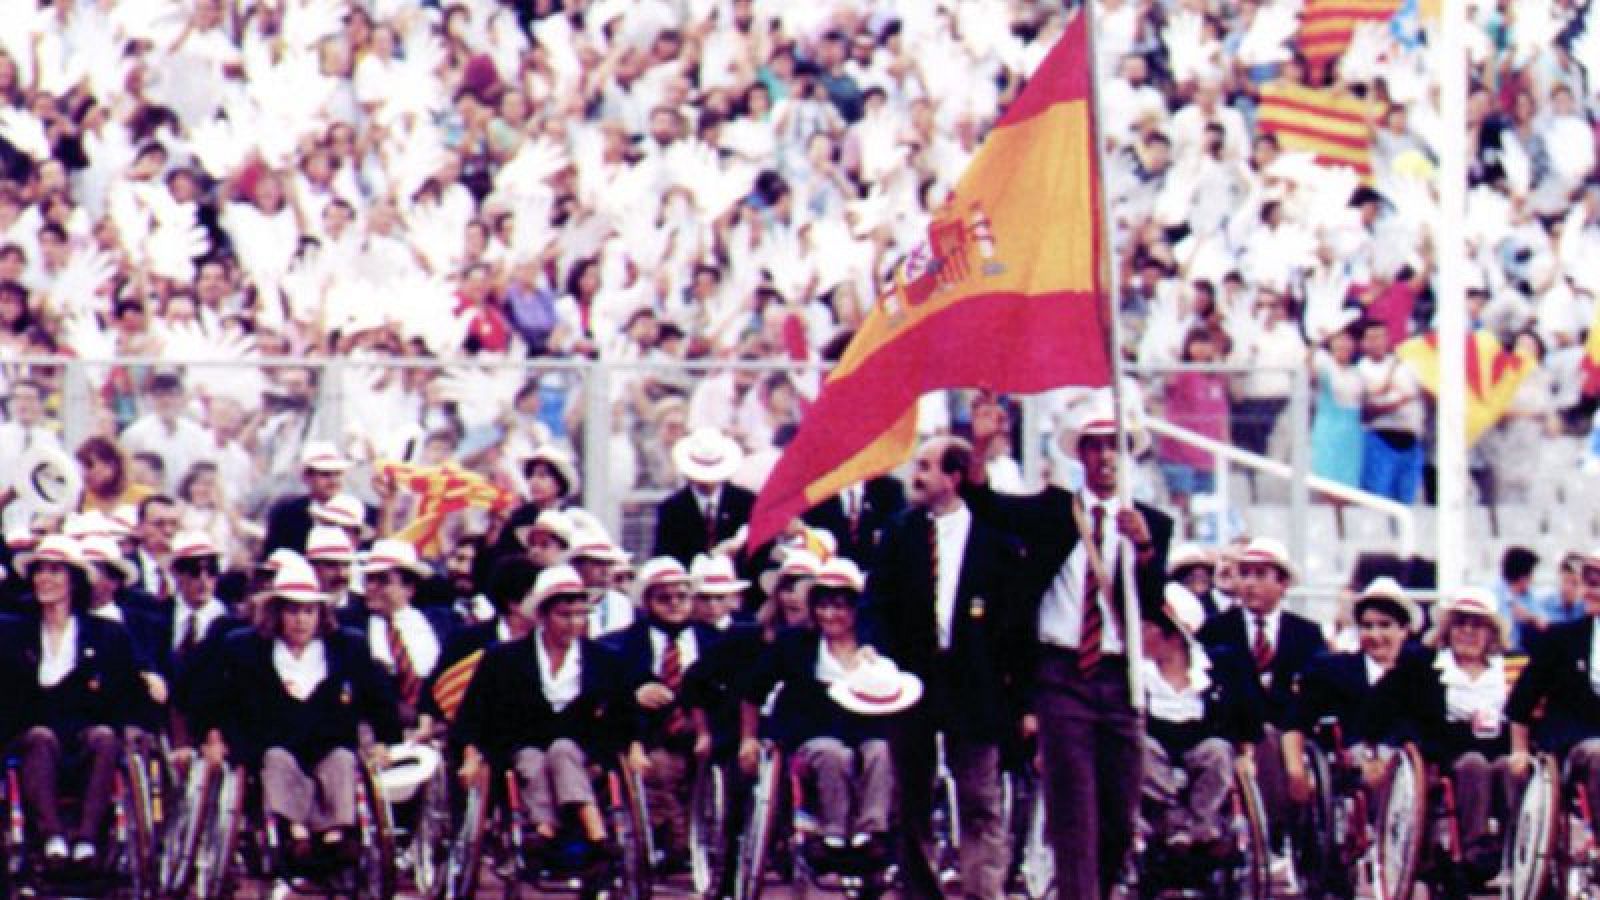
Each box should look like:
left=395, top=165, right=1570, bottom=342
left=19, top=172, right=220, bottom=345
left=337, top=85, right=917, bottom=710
left=1374, top=587, right=1522, bottom=884
left=208, top=554, right=399, bottom=867
left=454, top=565, right=634, bottom=854
left=738, top=558, right=915, bottom=869
left=8, top=534, right=142, bottom=872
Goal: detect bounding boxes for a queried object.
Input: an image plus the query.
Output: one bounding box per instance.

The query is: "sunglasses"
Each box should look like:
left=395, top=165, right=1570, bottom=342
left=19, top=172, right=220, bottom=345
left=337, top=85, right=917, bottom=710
left=174, top=559, right=220, bottom=577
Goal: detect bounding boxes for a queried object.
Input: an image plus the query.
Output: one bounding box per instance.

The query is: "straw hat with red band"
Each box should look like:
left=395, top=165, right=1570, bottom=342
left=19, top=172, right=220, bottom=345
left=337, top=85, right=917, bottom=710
left=311, top=493, right=372, bottom=537
left=672, top=428, right=744, bottom=484
left=1237, top=537, right=1296, bottom=582
left=520, top=445, right=581, bottom=499
left=531, top=564, right=590, bottom=611
left=1167, top=542, right=1215, bottom=577
left=299, top=440, right=352, bottom=473
left=514, top=509, right=574, bottom=551
left=1426, top=585, right=1510, bottom=648
left=107, top=506, right=137, bottom=538
left=63, top=511, right=119, bottom=542
left=829, top=657, right=924, bottom=716
left=1353, top=576, right=1421, bottom=633
left=691, top=554, right=749, bottom=595
left=170, top=531, right=222, bottom=561
left=569, top=527, right=626, bottom=564
left=811, top=558, right=866, bottom=595
left=1159, top=583, right=1207, bottom=640
left=305, top=526, right=357, bottom=563
left=81, top=536, right=138, bottom=584
left=360, top=539, right=433, bottom=578
left=15, top=534, right=90, bottom=576
left=1056, top=392, right=1151, bottom=459
left=269, top=554, right=332, bottom=604
left=759, top=548, right=822, bottom=595
left=5, top=523, right=37, bottom=552
left=636, top=557, right=692, bottom=597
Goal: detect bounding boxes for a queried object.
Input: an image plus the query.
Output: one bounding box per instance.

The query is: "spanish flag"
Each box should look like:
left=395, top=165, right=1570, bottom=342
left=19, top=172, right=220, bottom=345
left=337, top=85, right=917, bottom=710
left=1297, top=0, right=1405, bottom=75
left=1256, top=82, right=1377, bottom=181
left=747, top=15, right=1113, bottom=551
left=1395, top=331, right=1536, bottom=445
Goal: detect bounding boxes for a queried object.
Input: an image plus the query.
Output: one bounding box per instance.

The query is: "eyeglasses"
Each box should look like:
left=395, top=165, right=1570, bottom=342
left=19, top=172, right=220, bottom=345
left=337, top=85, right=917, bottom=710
left=366, top=571, right=406, bottom=586
left=174, top=559, right=220, bottom=577
left=649, top=589, right=692, bottom=604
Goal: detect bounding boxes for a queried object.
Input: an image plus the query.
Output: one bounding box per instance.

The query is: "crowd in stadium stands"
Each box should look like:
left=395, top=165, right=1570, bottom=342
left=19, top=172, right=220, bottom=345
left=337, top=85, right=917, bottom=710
left=0, top=0, right=1593, bottom=569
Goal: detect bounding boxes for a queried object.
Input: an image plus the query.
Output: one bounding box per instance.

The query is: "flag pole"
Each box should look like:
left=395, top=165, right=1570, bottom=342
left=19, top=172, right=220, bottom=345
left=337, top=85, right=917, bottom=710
left=1077, top=0, right=1144, bottom=708
left=1435, top=0, right=1468, bottom=594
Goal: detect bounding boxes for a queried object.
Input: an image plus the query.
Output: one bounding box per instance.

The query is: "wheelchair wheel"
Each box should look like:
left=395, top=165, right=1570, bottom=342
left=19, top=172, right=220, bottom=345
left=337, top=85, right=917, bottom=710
left=408, top=762, right=452, bottom=900
left=116, top=751, right=158, bottom=899
left=736, top=745, right=784, bottom=900
left=354, top=758, right=399, bottom=900
left=689, top=759, right=732, bottom=896
left=1231, top=761, right=1270, bottom=900
left=930, top=737, right=961, bottom=889
left=1506, top=753, right=1561, bottom=900
left=445, top=778, right=489, bottom=900
left=609, top=760, right=653, bottom=900
left=193, top=765, right=245, bottom=900
left=1016, top=770, right=1054, bottom=900
left=1296, top=743, right=1340, bottom=896
left=1374, top=744, right=1428, bottom=900
left=158, top=758, right=216, bottom=896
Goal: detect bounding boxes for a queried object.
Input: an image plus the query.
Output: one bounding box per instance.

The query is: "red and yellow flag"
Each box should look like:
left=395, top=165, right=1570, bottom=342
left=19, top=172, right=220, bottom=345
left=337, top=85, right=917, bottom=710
left=375, top=460, right=515, bottom=557
left=1256, top=82, right=1377, bottom=181
left=1395, top=331, right=1536, bottom=445
left=1582, top=297, right=1600, bottom=396
left=1297, top=0, right=1405, bottom=75
left=746, top=15, right=1113, bottom=550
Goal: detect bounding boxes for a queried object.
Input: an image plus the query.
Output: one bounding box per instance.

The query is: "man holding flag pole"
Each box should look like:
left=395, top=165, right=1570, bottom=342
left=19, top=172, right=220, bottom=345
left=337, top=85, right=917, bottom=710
left=744, top=7, right=1173, bottom=897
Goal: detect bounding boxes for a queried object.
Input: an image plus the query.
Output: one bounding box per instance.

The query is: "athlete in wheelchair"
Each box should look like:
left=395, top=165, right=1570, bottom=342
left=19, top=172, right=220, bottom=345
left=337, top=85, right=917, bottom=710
left=451, top=564, right=648, bottom=897
left=1127, top=584, right=1270, bottom=898
left=735, top=558, right=918, bottom=899
left=1504, top=545, right=1600, bottom=899
left=198, top=553, right=401, bottom=896
left=1366, top=587, right=1522, bottom=899
left=0, top=532, right=154, bottom=895
left=1280, top=577, right=1420, bottom=898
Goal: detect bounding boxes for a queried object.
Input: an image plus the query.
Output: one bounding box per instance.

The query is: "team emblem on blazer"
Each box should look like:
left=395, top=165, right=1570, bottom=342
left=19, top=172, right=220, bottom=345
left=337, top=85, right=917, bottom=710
left=970, top=597, right=986, bottom=620
left=88, top=676, right=100, bottom=692
left=341, top=683, right=353, bottom=705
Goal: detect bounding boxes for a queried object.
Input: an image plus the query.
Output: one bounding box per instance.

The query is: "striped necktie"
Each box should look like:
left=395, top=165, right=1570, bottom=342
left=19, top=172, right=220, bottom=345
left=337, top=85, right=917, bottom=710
left=1078, top=506, right=1106, bottom=675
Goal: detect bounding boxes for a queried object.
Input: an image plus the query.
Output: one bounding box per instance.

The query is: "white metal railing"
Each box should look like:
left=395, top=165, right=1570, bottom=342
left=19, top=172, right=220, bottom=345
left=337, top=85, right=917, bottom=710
left=1144, top=417, right=1417, bottom=559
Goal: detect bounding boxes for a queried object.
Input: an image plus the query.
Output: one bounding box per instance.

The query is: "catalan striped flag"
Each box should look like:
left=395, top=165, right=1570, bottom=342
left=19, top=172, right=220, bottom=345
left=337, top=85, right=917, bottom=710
left=747, top=12, right=1114, bottom=550
left=1582, top=294, right=1600, bottom=396
left=1395, top=331, right=1536, bottom=445
left=430, top=647, right=485, bottom=722
left=375, top=460, right=515, bottom=557
left=1298, top=0, right=1405, bottom=74
left=1256, top=82, right=1378, bottom=180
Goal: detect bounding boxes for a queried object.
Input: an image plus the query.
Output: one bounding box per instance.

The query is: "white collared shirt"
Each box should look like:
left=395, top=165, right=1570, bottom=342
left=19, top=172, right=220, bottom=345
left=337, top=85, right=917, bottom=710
left=90, top=603, right=123, bottom=623
left=39, top=617, right=79, bottom=688
left=815, top=639, right=865, bottom=686
left=368, top=606, right=442, bottom=678
left=1142, top=641, right=1213, bottom=723
left=174, top=598, right=228, bottom=651
left=1039, top=493, right=1124, bottom=653
left=1588, top=625, right=1600, bottom=697
left=1244, top=606, right=1283, bottom=651
left=650, top=626, right=699, bottom=675
left=1436, top=650, right=1507, bottom=729
left=932, top=504, right=972, bottom=651
left=273, top=639, right=328, bottom=701
left=1363, top=653, right=1391, bottom=686
left=589, top=589, right=636, bottom=637
left=537, top=632, right=583, bottom=712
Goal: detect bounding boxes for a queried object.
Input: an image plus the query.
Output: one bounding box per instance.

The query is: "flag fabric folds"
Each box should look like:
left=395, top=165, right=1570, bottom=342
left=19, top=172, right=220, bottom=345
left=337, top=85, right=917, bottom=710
left=746, top=13, right=1114, bottom=551
left=375, top=460, right=515, bottom=557
left=1396, top=331, right=1536, bottom=445
left=1582, top=296, right=1600, bottom=396
left=1256, top=82, right=1378, bottom=181
left=1297, top=0, right=1405, bottom=73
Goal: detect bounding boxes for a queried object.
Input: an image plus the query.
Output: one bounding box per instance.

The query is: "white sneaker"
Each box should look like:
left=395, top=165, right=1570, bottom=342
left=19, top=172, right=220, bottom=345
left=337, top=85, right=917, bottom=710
left=42, top=835, right=67, bottom=862
left=71, top=840, right=95, bottom=864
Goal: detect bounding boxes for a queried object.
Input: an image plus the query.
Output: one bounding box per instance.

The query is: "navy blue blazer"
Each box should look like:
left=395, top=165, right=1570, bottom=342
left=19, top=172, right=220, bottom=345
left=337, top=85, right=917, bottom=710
left=651, top=484, right=756, bottom=567
left=1287, top=649, right=1418, bottom=747
left=1146, top=643, right=1266, bottom=757
left=0, top=612, right=144, bottom=742
left=453, top=634, right=635, bottom=769
left=605, top=620, right=726, bottom=742
left=1508, top=617, right=1600, bottom=755
left=1371, top=648, right=1510, bottom=762
left=866, top=507, right=1024, bottom=742
left=1198, top=605, right=1327, bottom=728
left=210, top=627, right=401, bottom=770
left=743, top=629, right=897, bottom=751
left=802, top=476, right=906, bottom=566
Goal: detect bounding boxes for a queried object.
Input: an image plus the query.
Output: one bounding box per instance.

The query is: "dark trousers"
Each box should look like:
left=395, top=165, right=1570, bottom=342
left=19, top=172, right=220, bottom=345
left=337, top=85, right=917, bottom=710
left=17, top=725, right=120, bottom=843
left=1036, top=652, right=1143, bottom=900
left=892, top=708, right=1007, bottom=900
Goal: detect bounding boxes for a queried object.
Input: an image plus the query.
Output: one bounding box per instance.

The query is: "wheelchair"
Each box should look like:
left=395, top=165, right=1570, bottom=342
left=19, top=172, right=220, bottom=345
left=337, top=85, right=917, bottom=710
left=1367, top=741, right=1514, bottom=900
left=1006, top=762, right=1054, bottom=900
left=444, top=752, right=652, bottom=900
left=1504, top=751, right=1600, bottom=900
left=1121, top=753, right=1271, bottom=899
left=734, top=742, right=897, bottom=900
left=372, top=743, right=453, bottom=899
left=687, top=755, right=736, bottom=897
left=1293, top=722, right=1383, bottom=898
left=187, top=751, right=397, bottom=899
left=0, top=731, right=160, bottom=899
